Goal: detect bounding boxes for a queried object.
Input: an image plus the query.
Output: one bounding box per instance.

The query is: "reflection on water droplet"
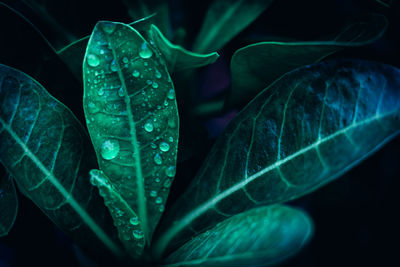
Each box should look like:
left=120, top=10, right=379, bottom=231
left=101, top=139, right=120, bottom=160
left=122, top=57, right=129, bottom=63
left=163, top=179, right=172, bottom=188
left=152, top=82, right=159, bottom=89
left=144, top=121, right=154, bottom=132
left=110, top=60, right=118, bottom=72
left=159, top=142, right=170, bottom=152
left=165, top=166, right=176, bottom=177
left=154, top=153, right=162, bottom=165
left=132, top=230, right=144, bottom=239
left=168, top=136, right=174, bottom=142
left=150, top=190, right=157, bottom=197
left=139, top=42, right=153, bottom=59
left=102, top=22, right=116, bottom=34
left=87, top=54, right=100, bottom=67
left=132, top=70, right=140, bottom=78
left=118, top=87, right=125, bottom=97
left=155, top=196, right=163, bottom=204
left=130, top=216, right=139, bottom=225
left=167, top=89, right=175, bottom=100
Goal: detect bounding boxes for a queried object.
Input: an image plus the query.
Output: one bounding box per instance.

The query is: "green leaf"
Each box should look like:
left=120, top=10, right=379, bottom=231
left=57, top=14, right=155, bottom=81
left=0, top=64, right=123, bottom=257
left=165, top=205, right=313, bottom=267
left=193, top=0, right=276, bottom=53
left=83, top=21, right=179, bottom=250
left=0, top=175, right=18, bottom=237
left=153, top=60, right=400, bottom=256
left=89, top=169, right=144, bottom=258
left=228, top=14, right=388, bottom=107
left=148, top=24, right=219, bottom=73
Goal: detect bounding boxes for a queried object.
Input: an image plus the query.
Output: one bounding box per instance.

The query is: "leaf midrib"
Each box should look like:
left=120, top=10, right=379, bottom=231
left=0, top=117, right=123, bottom=257
left=155, top=110, right=399, bottom=256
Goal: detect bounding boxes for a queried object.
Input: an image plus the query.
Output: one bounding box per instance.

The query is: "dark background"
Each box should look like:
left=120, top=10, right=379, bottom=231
left=1, top=0, right=400, bottom=266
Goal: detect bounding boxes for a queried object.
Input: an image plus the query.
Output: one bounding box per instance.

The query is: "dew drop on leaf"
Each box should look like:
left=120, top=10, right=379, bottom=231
left=153, top=153, right=162, bottom=165
left=155, top=196, right=163, bottom=204
left=98, top=88, right=104, bottom=96
left=167, top=89, right=175, bottom=100
left=132, top=70, right=140, bottom=78
left=159, top=142, right=170, bottom=152
left=150, top=190, right=157, bottom=197
left=155, top=70, right=162, bottom=79
left=102, top=22, right=116, bottom=34
left=152, top=82, right=159, bottom=89
left=87, top=54, right=100, bottom=67
left=100, top=139, right=120, bottom=160
left=132, top=230, right=144, bottom=239
left=144, top=121, right=154, bottom=132
left=129, top=216, right=139, bottom=226
left=118, top=87, right=125, bottom=97
left=122, top=57, right=129, bottom=64
left=159, top=205, right=165, bottom=212
left=163, top=179, right=172, bottom=188
left=165, top=166, right=176, bottom=178
left=110, top=60, right=118, bottom=72
left=139, top=42, right=153, bottom=59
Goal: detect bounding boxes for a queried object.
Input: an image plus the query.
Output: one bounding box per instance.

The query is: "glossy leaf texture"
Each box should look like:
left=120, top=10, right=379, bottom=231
left=148, top=25, right=219, bottom=73
left=164, top=205, right=313, bottom=267
left=89, top=170, right=144, bottom=258
left=0, top=176, right=18, bottom=237
left=153, top=60, right=400, bottom=256
left=83, top=22, right=179, bottom=249
left=0, top=64, right=122, bottom=257
left=57, top=14, right=156, bottom=81
left=228, top=14, right=388, bottom=107
left=193, top=0, right=276, bottom=53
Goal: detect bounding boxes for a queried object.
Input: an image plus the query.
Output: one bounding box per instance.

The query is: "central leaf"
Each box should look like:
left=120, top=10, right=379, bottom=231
left=83, top=21, right=179, bottom=254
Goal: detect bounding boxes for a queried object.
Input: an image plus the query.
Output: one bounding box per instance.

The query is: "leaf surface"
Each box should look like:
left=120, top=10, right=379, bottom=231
left=228, top=14, right=388, bottom=107
left=0, top=175, right=18, bottom=237
left=193, top=0, right=276, bottom=53
left=148, top=25, right=219, bottom=73
left=83, top=21, right=179, bottom=249
left=153, top=60, right=400, bottom=256
left=0, top=64, right=122, bottom=256
left=165, top=205, right=313, bottom=267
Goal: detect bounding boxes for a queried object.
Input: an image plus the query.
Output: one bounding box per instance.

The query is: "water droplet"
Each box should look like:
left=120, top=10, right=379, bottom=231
left=132, top=230, right=144, bottom=239
left=102, top=22, right=116, bottom=34
left=165, top=166, right=176, bottom=177
left=167, top=89, right=175, bottom=100
left=110, top=60, right=118, bottom=72
left=153, top=153, right=162, bottom=165
left=159, top=142, right=170, bottom=152
left=168, top=136, right=174, bottom=142
left=130, top=216, right=139, bottom=226
left=151, top=143, right=157, bottom=149
left=98, top=88, right=104, bottom=96
left=155, top=196, right=163, bottom=204
left=159, top=205, right=165, bottom=212
left=163, top=179, right=172, bottom=188
left=152, top=82, right=159, bottom=89
left=139, top=42, right=153, bottom=58
left=146, top=80, right=153, bottom=85
left=144, top=121, right=154, bottom=132
left=132, top=70, right=140, bottom=78
left=155, top=177, right=160, bottom=183
left=122, top=57, right=129, bottom=63
left=163, top=100, right=169, bottom=106
left=87, top=54, right=100, bottom=67
left=118, top=87, right=125, bottom=97
left=101, top=139, right=120, bottom=160
left=155, top=70, right=162, bottom=79
left=150, top=190, right=157, bottom=197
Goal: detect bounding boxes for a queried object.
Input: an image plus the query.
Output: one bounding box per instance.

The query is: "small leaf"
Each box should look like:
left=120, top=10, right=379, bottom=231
left=0, top=176, right=18, bottom=237
left=228, top=14, right=388, bottom=107
left=0, top=64, right=122, bottom=257
left=57, top=14, right=156, bottom=81
left=89, top=170, right=144, bottom=258
left=148, top=24, right=219, bottom=73
left=153, top=60, right=400, bottom=256
left=83, top=21, right=179, bottom=251
left=165, top=205, right=313, bottom=267
left=193, top=0, right=276, bottom=53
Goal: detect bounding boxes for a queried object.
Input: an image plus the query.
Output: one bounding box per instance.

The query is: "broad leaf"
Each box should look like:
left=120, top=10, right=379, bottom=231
left=57, top=14, right=155, bottom=81
left=0, top=175, right=18, bottom=237
left=165, top=205, right=313, bottom=267
left=83, top=21, right=179, bottom=250
left=193, top=0, right=276, bottom=53
left=0, top=64, right=122, bottom=257
left=153, top=60, right=400, bottom=256
left=228, top=14, right=388, bottom=107
left=89, top=170, right=144, bottom=258
left=148, top=24, right=219, bottom=73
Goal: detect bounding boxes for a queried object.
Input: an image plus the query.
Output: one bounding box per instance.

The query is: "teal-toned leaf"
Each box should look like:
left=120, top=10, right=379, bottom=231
left=165, top=205, right=313, bottom=267
left=0, top=176, right=18, bottom=237
left=148, top=24, right=219, bottom=73
left=57, top=14, right=156, bottom=81
left=376, top=0, right=393, bottom=7
left=0, top=64, right=123, bottom=257
left=193, top=0, right=276, bottom=53
left=89, top=170, right=144, bottom=258
left=228, top=14, right=388, bottom=107
left=83, top=21, right=179, bottom=251
left=153, top=60, right=400, bottom=256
